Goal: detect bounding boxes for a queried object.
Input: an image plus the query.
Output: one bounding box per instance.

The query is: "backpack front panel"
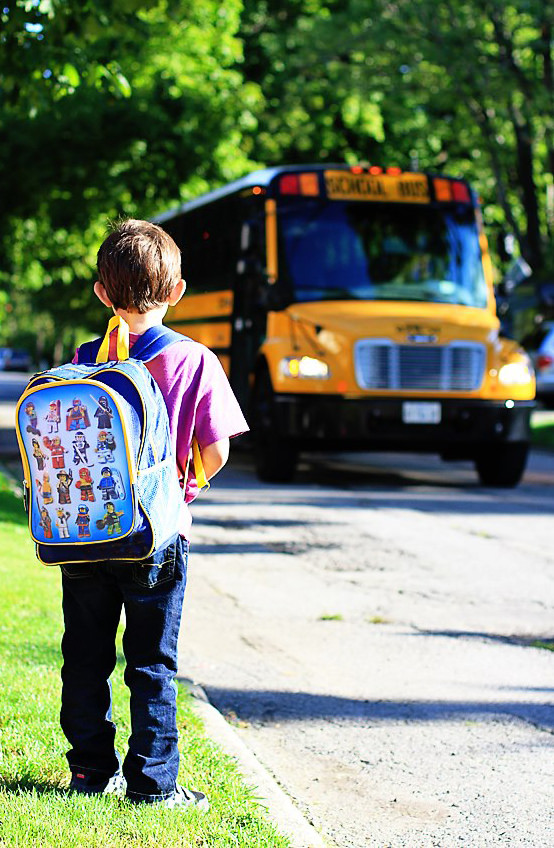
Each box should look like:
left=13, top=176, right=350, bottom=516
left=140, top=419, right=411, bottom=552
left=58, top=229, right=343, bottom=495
left=16, top=379, right=138, bottom=549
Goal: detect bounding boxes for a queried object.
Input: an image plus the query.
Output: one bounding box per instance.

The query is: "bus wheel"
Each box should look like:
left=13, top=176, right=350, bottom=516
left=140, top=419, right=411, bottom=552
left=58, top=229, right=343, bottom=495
left=474, top=443, right=529, bottom=487
left=251, top=372, right=298, bottom=483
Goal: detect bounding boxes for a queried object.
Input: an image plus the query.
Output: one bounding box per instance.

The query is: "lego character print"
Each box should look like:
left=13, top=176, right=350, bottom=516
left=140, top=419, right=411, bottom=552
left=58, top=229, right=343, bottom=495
left=39, top=506, right=53, bottom=539
left=55, top=508, right=71, bottom=539
left=72, top=431, right=92, bottom=466
left=96, top=502, right=125, bottom=536
left=43, top=435, right=68, bottom=469
left=75, top=505, right=91, bottom=538
left=19, top=384, right=133, bottom=545
left=36, top=471, right=54, bottom=505
left=95, top=430, right=116, bottom=463
left=43, top=435, right=67, bottom=469
left=75, top=467, right=95, bottom=502
left=97, top=466, right=125, bottom=501
left=56, top=469, right=73, bottom=504
left=93, top=396, right=114, bottom=429
left=32, top=438, right=47, bottom=471
left=45, top=400, right=61, bottom=433
left=25, top=402, right=41, bottom=436
left=66, top=398, right=90, bottom=431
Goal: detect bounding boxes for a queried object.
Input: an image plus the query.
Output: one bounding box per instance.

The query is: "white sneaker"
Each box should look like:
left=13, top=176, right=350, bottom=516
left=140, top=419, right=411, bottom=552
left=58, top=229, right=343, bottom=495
left=70, top=770, right=127, bottom=797
left=102, top=772, right=127, bottom=797
left=164, top=784, right=210, bottom=811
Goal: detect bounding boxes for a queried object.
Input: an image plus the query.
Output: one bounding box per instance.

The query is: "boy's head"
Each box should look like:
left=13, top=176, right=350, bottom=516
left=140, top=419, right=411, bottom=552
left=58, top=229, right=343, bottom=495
left=96, top=219, right=182, bottom=314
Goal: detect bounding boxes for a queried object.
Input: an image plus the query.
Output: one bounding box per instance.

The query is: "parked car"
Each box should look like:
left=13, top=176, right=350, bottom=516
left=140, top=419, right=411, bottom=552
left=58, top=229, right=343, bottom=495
left=0, top=347, right=32, bottom=372
left=522, top=322, right=554, bottom=407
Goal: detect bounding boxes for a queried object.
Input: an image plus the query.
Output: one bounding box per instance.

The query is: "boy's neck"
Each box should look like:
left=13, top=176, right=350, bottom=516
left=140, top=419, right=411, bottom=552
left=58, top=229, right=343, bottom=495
left=113, top=305, right=168, bottom=334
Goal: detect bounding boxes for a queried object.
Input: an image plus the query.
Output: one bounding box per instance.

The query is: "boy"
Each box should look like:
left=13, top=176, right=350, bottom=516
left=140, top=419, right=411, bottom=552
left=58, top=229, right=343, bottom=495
left=61, top=219, right=248, bottom=808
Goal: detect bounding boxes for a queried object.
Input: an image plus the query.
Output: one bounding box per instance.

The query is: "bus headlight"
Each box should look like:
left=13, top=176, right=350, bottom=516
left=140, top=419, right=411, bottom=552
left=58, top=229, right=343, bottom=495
left=280, top=356, right=330, bottom=379
left=498, top=360, right=534, bottom=386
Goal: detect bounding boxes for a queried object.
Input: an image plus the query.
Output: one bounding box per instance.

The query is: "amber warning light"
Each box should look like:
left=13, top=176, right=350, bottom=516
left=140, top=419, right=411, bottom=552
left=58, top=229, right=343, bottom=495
left=433, top=178, right=471, bottom=204
left=279, top=173, right=320, bottom=196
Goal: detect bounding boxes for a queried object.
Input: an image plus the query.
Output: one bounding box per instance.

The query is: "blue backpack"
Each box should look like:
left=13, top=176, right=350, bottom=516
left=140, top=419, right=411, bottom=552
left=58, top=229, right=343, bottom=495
left=16, top=316, right=206, bottom=566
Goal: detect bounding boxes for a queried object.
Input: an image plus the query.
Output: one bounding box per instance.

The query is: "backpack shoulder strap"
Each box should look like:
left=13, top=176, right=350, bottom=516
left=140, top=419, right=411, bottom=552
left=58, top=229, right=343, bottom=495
left=130, top=325, right=189, bottom=363
left=76, top=338, right=102, bottom=364
left=76, top=322, right=189, bottom=365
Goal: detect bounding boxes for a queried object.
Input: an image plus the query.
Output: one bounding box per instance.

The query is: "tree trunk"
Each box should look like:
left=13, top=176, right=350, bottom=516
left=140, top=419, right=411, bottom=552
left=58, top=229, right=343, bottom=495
left=510, top=105, right=543, bottom=272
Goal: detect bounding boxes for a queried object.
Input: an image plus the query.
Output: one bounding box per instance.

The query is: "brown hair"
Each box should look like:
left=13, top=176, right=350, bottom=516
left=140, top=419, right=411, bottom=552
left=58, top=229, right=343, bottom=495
left=97, top=219, right=182, bottom=313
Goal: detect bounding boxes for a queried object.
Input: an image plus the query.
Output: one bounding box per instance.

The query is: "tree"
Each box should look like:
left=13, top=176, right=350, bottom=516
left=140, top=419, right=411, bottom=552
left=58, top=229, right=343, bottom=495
left=0, top=0, right=261, bottom=361
left=240, top=0, right=553, bottom=277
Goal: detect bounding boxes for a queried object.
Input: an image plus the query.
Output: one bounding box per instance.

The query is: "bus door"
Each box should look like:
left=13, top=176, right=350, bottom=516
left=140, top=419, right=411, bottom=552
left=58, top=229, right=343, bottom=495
left=230, top=201, right=273, bottom=410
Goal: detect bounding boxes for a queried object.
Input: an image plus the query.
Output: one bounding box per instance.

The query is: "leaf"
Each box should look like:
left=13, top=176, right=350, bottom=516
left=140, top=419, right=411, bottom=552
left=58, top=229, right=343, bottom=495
left=62, top=63, right=80, bottom=88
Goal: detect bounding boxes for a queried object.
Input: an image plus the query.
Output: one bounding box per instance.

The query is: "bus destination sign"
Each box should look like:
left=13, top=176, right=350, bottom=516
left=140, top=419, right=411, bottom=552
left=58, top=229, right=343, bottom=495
left=324, top=170, right=430, bottom=203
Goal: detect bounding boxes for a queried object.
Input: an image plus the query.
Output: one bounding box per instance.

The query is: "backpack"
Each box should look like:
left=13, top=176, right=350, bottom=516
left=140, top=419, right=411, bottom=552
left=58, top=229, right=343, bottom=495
left=15, top=315, right=207, bottom=566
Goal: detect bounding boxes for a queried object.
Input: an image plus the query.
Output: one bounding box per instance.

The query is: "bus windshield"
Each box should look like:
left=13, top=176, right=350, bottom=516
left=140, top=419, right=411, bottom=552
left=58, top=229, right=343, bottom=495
left=277, top=200, right=488, bottom=308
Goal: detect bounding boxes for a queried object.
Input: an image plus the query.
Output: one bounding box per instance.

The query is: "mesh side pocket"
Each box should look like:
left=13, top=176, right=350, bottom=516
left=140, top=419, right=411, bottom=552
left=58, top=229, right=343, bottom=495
left=137, top=459, right=184, bottom=551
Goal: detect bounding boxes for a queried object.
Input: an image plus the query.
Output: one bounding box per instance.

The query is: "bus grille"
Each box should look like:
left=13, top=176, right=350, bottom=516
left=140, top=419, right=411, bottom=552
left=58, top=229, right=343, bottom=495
left=354, top=341, right=486, bottom=391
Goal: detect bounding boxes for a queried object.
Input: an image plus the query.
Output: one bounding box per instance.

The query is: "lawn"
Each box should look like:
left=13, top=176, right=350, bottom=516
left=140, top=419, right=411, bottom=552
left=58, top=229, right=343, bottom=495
left=530, top=415, right=554, bottom=450
left=0, top=471, right=290, bottom=848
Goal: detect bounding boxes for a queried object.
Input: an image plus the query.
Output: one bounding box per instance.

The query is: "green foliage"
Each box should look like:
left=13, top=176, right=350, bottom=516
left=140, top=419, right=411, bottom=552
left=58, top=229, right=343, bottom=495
left=0, top=0, right=552, bottom=360
left=0, top=0, right=262, bottom=362
left=241, top=0, right=553, bottom=275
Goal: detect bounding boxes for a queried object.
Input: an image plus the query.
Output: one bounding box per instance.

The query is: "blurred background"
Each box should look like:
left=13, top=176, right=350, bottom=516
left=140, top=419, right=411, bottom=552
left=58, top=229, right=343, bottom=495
left=0, top=0, right=552, bottom=367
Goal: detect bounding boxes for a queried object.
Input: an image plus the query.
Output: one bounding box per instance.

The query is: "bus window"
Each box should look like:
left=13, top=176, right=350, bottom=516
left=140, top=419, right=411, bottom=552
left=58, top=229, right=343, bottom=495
left=277, top=201, right=488, bottom=308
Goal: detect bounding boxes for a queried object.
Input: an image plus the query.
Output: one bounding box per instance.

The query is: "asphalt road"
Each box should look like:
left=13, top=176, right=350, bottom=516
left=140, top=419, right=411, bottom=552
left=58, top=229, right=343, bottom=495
left=0, top=372, right=31, bottom=455
left=182, top=448, right=554, bottom=848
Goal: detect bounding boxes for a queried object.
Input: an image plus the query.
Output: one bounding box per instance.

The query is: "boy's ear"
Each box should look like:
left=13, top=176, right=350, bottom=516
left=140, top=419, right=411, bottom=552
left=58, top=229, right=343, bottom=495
left=167, top=278, right=186, bottom=307
left=94, top=281, right=113, bottom=308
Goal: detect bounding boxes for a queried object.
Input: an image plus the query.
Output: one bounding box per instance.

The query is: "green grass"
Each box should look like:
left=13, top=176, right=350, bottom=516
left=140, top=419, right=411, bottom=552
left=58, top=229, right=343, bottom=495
left=530, top=417, right=554, bottom=450
left=0, top=473, right=290, bottom=848
left=530, top=640, right=554, bottom=652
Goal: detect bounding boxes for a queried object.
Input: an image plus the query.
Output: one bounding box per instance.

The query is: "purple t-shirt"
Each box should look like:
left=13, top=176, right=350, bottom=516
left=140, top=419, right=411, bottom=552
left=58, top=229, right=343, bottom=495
left=74, top=328, right=248, bottom=538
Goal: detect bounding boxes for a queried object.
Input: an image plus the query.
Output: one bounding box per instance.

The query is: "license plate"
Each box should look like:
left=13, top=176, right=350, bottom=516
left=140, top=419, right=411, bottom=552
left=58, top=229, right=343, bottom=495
left=402, top=401, right=441, bottom=424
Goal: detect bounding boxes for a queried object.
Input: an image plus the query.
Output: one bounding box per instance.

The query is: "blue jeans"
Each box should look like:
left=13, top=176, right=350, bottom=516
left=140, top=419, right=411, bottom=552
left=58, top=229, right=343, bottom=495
left=60, top=537, right=187, bottom=801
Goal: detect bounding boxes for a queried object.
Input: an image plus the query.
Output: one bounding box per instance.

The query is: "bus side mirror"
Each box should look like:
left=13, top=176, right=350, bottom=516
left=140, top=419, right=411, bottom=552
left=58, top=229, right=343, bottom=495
left=237, top=221, right=265, bottom=277
left=499, top=257, right=532, bottom=296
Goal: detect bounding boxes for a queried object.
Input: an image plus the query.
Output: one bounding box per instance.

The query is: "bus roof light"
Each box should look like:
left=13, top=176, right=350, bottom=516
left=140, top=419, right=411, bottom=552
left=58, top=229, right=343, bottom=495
left=434, top=178, right=452, bottom=202
left=452, top=180, right=471, bottom=203
left=386, top=167, right=402, bottom=175
left=350, top=165, right=364, bottom=174
left=280, top=175, right=300, bottom=194
left=299, top=173, right=320, bottom=196
left=369, top=166, right=383, bottom=175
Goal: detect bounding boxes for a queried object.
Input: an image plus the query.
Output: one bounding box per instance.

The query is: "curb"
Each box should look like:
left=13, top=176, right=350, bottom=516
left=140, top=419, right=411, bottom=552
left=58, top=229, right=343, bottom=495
left=181, top=679, right=326, bottom=848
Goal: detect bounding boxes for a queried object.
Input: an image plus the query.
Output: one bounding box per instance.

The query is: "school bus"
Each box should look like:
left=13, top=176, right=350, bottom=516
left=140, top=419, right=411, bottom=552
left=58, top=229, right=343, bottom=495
left=157, top=164, right=535, bottom=486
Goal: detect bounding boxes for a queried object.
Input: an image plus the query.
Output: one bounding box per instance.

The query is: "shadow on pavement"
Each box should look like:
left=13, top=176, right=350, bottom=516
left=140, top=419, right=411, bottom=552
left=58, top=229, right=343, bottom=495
left=414, top=629, right=554, bottom=648
left=203, top=489, right=554, bottom=517
left=199, top=686, right=554, bottom=729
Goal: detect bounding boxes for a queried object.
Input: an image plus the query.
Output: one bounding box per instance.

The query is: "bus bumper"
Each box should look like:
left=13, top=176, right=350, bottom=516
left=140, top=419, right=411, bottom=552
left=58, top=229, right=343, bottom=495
left=272, top=395, right=534, bottom=458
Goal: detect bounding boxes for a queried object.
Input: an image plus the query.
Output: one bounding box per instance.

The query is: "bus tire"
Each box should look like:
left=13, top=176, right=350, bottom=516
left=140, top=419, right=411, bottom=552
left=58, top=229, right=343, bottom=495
left=251, top=371, right=298, bottom=483
left=474, top=443, right=529, bottom=487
